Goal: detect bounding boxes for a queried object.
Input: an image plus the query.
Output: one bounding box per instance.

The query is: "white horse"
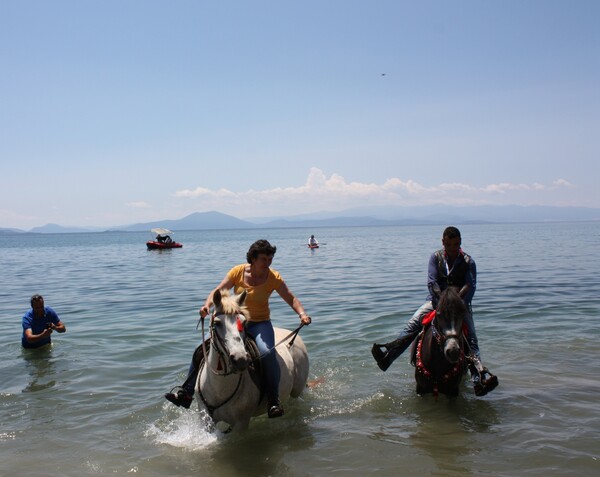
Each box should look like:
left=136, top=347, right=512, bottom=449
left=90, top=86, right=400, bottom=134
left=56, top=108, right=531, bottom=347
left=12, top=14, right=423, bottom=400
left=196, top=289, right=309, bottom=431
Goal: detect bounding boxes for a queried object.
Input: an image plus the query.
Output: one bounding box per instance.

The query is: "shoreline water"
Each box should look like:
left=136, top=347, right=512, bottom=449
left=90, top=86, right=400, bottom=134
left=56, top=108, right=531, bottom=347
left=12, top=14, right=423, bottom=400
left=1, top=223, right=599, bottom=476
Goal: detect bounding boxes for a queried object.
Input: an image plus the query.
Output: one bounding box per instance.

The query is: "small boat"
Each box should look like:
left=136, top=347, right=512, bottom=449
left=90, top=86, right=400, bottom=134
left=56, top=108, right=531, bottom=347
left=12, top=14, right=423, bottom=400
left=147, top=241, right=182, bottom=250
left=146, top=228, right=183, bottom=250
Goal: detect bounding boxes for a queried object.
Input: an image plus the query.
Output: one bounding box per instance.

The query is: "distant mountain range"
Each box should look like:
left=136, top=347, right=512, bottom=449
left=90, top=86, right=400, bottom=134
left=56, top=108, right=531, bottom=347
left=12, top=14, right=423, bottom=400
left=1, top=205, right=599, bottom=234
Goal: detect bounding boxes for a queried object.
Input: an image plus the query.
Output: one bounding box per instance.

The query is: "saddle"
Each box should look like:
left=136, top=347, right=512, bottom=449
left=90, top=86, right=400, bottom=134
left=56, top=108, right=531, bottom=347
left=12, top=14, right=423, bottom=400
left=410, top=311, right=437, bottom=366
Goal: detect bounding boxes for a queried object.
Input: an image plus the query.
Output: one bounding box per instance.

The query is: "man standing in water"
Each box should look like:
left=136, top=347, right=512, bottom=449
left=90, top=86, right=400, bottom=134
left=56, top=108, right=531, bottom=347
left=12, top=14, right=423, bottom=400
left=371, top=226, right=498, bottom=396
left=22, top=294, right=66, bottom=349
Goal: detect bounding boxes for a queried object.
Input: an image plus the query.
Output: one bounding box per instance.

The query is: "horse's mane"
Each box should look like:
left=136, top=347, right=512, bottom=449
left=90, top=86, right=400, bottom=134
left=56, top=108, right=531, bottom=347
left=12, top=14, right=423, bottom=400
left=215, top=289, right=250, bottom=318
left=437, top=287, right=467, bottom=314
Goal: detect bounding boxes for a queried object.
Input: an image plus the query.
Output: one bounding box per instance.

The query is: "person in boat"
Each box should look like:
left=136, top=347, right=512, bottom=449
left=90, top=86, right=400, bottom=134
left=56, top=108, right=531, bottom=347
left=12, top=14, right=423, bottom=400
left=22, top=294, right=66, bottom=349
left=165, top=239, right=312, bottom=417
left=164, top=235, right=172, bottom=244
left=371, top=226, right=498, bottom=396
left=308, top=235, right=319, bottom=247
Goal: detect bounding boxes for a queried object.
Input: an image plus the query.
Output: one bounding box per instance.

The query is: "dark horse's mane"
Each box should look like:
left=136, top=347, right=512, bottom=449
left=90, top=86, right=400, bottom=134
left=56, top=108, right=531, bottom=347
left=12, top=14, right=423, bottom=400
left=436, top=287, right=466, bottom=317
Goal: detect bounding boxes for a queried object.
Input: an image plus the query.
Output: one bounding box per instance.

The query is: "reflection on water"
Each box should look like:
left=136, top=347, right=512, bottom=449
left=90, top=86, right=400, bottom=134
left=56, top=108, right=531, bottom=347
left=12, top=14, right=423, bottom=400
left=407, top=394, right=501, bottom=476
left=210, top=420, right=316, bottom=476
left=21, top=346, right=57, bottom=393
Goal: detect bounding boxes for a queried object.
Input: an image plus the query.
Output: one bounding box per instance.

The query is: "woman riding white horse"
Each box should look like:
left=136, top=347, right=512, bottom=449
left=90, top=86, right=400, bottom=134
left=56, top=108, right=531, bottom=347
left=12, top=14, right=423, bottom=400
left=196, top=288, right=309, bottom=430
left=165, top=239, right=312, bottom=421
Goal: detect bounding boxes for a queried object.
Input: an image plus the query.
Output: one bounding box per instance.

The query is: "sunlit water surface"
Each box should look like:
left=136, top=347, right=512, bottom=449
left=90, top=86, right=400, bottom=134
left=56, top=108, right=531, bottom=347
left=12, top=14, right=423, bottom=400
left=1, top=223, right=599, bottom=476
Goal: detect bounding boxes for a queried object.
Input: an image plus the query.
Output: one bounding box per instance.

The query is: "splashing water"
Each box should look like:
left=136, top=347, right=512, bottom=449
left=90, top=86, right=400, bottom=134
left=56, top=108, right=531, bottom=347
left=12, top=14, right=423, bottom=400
left=147, top=406, right=219, bottom=451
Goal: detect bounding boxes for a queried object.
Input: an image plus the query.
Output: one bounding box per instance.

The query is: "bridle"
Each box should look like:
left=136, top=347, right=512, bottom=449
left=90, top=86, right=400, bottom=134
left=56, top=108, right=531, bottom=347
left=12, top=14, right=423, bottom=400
left=197, top=311, right=247, bottom=417
left=431, top=313, right=462, bottom=347
left=201, top=312, right=246, bottom=377
left=416, top=315, right=465, bottom=398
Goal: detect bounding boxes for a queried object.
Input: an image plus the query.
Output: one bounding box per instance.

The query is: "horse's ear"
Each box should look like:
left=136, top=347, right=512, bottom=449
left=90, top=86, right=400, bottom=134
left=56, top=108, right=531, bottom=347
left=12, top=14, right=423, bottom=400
left=238, top=289, right=247, bottom=306
left=213, top=289, right=222, bottom=307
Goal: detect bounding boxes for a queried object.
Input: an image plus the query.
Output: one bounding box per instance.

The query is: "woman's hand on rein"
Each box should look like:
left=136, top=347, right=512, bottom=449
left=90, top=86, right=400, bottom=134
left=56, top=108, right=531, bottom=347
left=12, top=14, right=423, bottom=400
left=200, top=305, right=210, bottom=318
left=299, top=313, right=312, bottom=325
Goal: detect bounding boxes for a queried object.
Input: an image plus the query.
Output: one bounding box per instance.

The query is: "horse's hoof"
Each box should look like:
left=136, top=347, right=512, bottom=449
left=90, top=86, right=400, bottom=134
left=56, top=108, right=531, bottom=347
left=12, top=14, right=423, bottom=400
left=371, top=344, right=391, bottom=372
left=164, top=389, right=193, bottom=409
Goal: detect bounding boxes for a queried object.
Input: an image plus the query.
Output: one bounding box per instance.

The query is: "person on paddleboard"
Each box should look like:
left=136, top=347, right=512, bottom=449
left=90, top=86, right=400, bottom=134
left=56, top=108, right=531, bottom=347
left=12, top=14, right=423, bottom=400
left=371, top=226, right=498, bottom=396
left=165, top=239, right=312, bottom=417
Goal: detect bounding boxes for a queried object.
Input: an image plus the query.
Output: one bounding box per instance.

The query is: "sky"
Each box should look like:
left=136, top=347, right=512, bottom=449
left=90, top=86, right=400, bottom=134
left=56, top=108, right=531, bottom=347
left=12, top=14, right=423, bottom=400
left=1, top=1, right=599, bottom=230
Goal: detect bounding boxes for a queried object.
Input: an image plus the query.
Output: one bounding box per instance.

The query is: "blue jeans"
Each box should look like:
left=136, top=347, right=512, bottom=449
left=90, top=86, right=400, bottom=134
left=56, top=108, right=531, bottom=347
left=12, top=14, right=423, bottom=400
left=181, top=337, right=207, bottom=395
left=399, top=301, right=480, bottom=356
left=246, top=321, right=280, bottom=400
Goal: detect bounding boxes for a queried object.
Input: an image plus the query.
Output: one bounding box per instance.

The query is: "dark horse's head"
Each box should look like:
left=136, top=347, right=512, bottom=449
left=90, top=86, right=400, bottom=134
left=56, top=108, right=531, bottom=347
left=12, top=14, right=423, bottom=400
left=414, top=287, right=467, bottom=397
left=434, top=287, right=467, bottom=364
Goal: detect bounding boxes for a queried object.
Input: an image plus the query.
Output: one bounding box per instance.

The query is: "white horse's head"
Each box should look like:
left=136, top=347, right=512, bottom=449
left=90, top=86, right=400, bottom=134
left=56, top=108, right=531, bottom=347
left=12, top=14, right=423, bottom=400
left=210, top=289, right=250, bottom=372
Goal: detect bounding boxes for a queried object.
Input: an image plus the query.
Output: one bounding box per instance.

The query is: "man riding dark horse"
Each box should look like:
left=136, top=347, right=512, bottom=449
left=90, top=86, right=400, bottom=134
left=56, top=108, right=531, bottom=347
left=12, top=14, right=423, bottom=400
left=372, top=226, right=498, bottom=397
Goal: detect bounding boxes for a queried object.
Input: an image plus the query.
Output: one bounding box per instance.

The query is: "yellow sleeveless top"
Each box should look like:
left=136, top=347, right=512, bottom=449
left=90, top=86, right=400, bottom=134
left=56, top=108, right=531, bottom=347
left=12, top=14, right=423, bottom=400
left=226, top=264, right=283, bottom=322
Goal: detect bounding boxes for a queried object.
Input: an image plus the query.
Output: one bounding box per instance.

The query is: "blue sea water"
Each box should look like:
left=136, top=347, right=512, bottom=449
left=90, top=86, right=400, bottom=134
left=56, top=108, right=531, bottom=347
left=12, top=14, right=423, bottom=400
left=1, top=223, right=599, bottom=476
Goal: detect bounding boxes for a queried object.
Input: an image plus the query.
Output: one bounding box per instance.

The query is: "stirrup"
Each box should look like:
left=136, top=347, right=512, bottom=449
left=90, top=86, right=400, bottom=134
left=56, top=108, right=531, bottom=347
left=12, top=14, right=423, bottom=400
left=164, top=386, right=193, bottom=409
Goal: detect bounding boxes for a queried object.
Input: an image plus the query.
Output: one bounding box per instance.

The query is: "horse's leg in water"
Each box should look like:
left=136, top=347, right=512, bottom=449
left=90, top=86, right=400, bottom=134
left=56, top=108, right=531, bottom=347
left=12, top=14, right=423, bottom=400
left=446, top=382, right=461, bottom=397
left=415, top=378, right=428, bottom=395
left=232, top=416, right=251, bottom=432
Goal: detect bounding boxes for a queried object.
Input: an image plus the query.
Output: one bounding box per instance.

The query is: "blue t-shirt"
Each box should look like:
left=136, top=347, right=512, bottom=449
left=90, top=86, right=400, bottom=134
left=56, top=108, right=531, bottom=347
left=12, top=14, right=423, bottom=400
left=21, top=306, right=61, bottom=348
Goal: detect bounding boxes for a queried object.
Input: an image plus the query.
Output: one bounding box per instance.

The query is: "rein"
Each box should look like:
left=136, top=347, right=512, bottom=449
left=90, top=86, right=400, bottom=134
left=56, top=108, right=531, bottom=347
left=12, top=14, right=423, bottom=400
left=197, top=361, right=244, bottom=416
left=197, top=315, right=305, bottom=362
left=258, top=323, right=305, bottom=359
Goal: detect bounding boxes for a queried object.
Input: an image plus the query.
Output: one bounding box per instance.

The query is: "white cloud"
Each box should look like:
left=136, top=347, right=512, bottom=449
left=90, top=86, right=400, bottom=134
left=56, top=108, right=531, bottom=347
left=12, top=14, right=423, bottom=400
left=483, top=183, right=532, bottom=193
left=172, top=167, right=578, bottom=217
left=553, top=179, right=574, bottom=188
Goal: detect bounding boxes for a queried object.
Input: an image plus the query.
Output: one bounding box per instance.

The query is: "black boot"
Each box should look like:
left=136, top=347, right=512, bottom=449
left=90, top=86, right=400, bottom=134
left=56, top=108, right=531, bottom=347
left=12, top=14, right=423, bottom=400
left=371, top=332, right=418, bottom=372
left=267, top=396, right=284, bottom=418
left=468, top=355, right=499, bottom=397
left=164, top=386, right=193, bottom=409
